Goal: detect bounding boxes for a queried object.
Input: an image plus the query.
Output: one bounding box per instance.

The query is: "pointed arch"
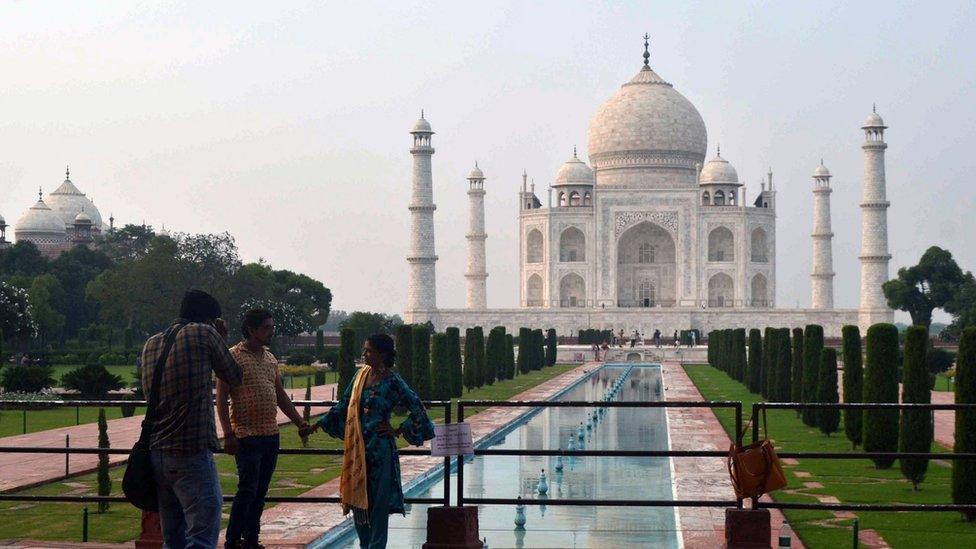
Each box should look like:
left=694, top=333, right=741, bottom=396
left=751, top=227, right=768, bottom=263
left=526, top=274, right=544, bottom=306
left=708, top=273, right=734, bottom=307
left=526, top=229, right=543, bottom=263
left=751, top=273, right=768, bottom=307
left=708, top=226, right=735, bottom=262
left=559, top=226, right=585, bottom=262
left=559, top=273, right=585, bottom=307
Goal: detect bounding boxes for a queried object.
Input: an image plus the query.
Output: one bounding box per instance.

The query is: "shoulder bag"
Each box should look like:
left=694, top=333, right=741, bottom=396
left=122, top=322, right=185, bottom=510
left=728, top=408, right=788, bottom=500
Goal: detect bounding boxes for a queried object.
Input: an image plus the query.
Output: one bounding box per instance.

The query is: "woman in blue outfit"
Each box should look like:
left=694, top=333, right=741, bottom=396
left=311, top=333, right=435, bottom=549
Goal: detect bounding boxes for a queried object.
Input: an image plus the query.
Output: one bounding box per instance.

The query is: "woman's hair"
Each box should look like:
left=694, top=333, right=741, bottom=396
left=179, top=290, right=222, bottom=323
left=366, top=333, right=396, bottom=368
left=241, top=308, right=273, bottom=339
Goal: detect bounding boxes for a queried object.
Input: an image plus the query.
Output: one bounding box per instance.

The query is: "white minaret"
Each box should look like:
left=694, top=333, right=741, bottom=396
left=811, top=161, right=834, bottom=309
left=465, top=163, right=488, bottom=309
left=407, top=112, right=438, bottom=312
left=858, top=106, right=894, bottom=327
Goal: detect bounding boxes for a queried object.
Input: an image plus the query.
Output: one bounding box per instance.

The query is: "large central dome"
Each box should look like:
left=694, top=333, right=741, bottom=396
left=586, top=64, right=707, bottom=178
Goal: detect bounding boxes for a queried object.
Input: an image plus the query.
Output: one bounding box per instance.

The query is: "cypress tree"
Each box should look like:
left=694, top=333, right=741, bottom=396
left=506, top=333, right=516, bottom=379
left=953, top=327, right=976, bottom=521
left=337, top=328, right=357, bottom=398
left=732, top=329, right=746, bottom=383
left=395, top=324, right=413, bottom=387
left=463, top=328, right=479, bottom=391
left=862, top=323, right=900, bottom=469
left=536, top=329, right=546, bottom=371
left=485, top=327, right=505, bottom=385
left=446, top=327, right=463, bottom=396
left=517, top=328, right=531, bottom=375
left=303, top=378, right=312, bottom=424
left=747, top=329, right=762, bottom=393
left=900, top=325, right=932, bottom=490
left=763, top=328, right=777, bottom=400
left=776, top=328, right=793, bottom=402
left=724, top=330, right=733, bottom=374
left=801, top=325, right=825, bottom=425
left=315, top=329, right=325, bottom=358
left=817, top=348, right=840, bottom=436
left=430, top=333, right=452, bottom=400
left=97, top=408, right=111, bottom=513
left=841, top=325, right=864, bottom=449
left=545, top=329, right=557, bottom=367
left=411, top=325, right=432, bottom=400
left=473, top=327, right=487, bottom=387
left=791, top=328, right=804, bottom=405
left=707, top=331, right=715, bottom=368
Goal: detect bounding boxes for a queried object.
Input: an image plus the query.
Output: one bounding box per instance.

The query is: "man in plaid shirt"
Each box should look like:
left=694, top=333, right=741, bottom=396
left=141, top=290, right=242, bottom=549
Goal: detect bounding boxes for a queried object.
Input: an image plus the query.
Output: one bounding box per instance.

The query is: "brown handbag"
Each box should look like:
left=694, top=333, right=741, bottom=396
left=728, top=408, right=788, bottom=500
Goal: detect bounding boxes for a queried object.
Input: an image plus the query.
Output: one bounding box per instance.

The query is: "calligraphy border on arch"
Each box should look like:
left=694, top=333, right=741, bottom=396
left=614, top=211, right=678, bottom=238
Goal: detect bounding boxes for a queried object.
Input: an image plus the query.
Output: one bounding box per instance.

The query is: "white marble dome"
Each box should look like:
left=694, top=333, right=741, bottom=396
left=411, top=116, right=433, bottom=133
left=74, top=211, right=92, bottom=224
left=814, top=163, right=831, bottom=178
left=467, top=164, right=485, bottom=180
left=863, top=111, right=885, bottom=128
left=586, top=66, right=707, bottom=174
left=554, top=152, right=594, bottom=186
left=700, top=152, right=739, bottom=185
left=47, top=174, right=103, bottom=231
left=15, top=198, right=67, bottom=236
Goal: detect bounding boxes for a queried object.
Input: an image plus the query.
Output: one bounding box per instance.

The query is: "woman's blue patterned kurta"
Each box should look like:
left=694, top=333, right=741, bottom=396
left=318, top=372, right=435, bottom=518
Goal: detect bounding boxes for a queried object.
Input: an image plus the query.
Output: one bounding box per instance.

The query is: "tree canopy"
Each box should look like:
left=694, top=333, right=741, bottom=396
left=883, top=246, right=967, bottom=330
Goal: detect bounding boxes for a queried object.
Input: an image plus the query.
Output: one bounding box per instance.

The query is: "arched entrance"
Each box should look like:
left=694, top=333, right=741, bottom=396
left=559, top=227, right=585, bottom=262
left=526, top=274, right=543, bottom=306
left=559, top=273, right=585, bottom=307
left=751, top=274, right=768, bottom=307
left=708, top=273, right=734, bottom=307
left=617, top=222, right=676, bottom=307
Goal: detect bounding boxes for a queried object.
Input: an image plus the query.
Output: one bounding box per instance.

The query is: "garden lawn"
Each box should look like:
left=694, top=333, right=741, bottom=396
left=0, top=363, right=578, bottom=543
left=684, top=363, right=976, bottom=549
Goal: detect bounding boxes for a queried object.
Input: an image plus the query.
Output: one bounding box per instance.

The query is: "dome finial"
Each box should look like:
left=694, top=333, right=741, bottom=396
left=573, top=145, right=577, bottom=158
left=38, top=186, right=43, bottom=200
left=642, top=33, right=650, bottom=68
left=65, top=165, right=70, bottom=180
left=716, top=143, right=721, bottom=157
left=421, top=108, right=425, bottom=119
left=872, top=103, right=876, bottom=113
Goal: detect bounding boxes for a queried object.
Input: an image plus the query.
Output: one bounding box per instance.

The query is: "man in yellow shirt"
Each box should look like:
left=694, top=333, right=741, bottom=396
left=216, top=309, right=312, bottom=549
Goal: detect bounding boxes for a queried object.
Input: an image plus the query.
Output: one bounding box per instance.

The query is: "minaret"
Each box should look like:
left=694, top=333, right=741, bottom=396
left=811, top=161, right=834, bottom=309
left=407, top=111, right=438, bottom=312
left=858, top=106, right=894, bottom=327
left=465, top=163, right=488, bottom=309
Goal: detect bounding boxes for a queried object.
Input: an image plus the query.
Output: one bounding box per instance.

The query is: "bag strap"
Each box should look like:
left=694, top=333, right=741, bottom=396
left=138, top=322, right=187, bottom=445
left=735, top=407, right=771, bottom=446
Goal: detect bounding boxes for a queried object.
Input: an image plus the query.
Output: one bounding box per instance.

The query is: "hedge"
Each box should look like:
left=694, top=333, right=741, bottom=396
left=578, top=329, right=613, bottom=345
left=841, top=325, right=864, bottom=448
left=485, top=327, right=506, bottom=385
left=732, top=329, right=746, bottom=383
left=1, top=364, right=55, bottom=393
left=802, top=325, right=825, bottom=425
left=517, top=328, right=531, bottom=375
left=953, top=327, right=976, bottom=520
left=791, top=327, right=804, bottom=406
left=817, top=348, right=840, bottom=436
left=545, top=329, right=557, bottom=367
left=337, top=328, right=357, bottom=398
left=900, top=325, right=932, bottom=489
left=411, top=325, right=432, bottom=400
left=533, top=329, right=545, bottom=371
left=395, top=324, right=413, bottom=386
left=505, top=333, right=516, bottom=379
left=430, top=333, right=452, bottom=400
left=762, top=328, right=776, bottom=400
left=446, top=327, right=463, bottom=396
left=747, top=329, right=762, bottom=393
left=776, top=328, right=793, bottom=402
left=862, top=323, right=900, bottom=469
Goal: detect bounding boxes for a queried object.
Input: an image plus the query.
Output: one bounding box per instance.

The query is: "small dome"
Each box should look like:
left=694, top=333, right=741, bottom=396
left=813, top=163, right=831, bottom=178
left=699, top=151, right=739, bottom=185
left=74, top=211, right=92, bottom=224
left=554, top=152, right=595, bottom=186
left=15, top=198, right=67, bottom=235
left=0, top=214, right=5, bottom=225
left=467, top=164, right=485, bottom=180
left=411, top=116, right=432, bottom=133
left=863, top=111, right=885, bottom=128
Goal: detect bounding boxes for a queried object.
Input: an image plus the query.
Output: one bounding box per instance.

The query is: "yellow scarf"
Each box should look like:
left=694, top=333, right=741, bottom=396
left=340, top=365, right=371, bottom=517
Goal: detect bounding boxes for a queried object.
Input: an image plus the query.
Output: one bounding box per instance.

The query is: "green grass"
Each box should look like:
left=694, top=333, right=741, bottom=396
left=934, top=372, right=954, bottom=393
left=0, top=364, right=578, bottom=543
left=684, top=363, right=976, bottom=549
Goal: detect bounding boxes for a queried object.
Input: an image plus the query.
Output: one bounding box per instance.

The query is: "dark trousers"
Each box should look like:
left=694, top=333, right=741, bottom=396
left=225, top=434, right=280, bottom=547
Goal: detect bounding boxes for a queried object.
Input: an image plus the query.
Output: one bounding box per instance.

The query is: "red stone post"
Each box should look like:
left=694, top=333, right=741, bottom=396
left=134, top=510, right=163, bottom=549
left=422, top=506, right=483, bottom=549
left=725, top=508, right=771, bottom=548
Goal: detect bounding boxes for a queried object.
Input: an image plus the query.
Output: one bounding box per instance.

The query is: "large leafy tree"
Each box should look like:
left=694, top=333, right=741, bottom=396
left=95, top=224, right=157, bottom=263
left=49, top=246, right=113, bottom=338
left=340, top=311, right=402, bottom=350
left=0, top=280, right=38, bottom=344
left=0, top=241, right=48, bottom=279
left=28, top=274, right=65, bottom=345
left=883, top=246, right=965, bottom=330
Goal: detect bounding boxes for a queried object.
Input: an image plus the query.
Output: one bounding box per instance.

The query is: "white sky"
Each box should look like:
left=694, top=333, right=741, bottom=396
left=1, top=1, right=973, bottom=321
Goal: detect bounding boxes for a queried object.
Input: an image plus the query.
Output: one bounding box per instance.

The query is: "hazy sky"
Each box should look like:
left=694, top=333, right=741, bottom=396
left=1, top=1, right=974, bottom=320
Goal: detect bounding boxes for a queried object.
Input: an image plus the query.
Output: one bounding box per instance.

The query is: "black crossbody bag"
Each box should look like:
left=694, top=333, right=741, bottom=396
left=122, top=322, right=185, bottom=511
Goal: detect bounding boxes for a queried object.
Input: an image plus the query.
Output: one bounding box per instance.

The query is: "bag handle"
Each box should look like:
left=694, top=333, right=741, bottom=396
left=735, top=407, right=770, bottom=447
left=138, top=322, right=187, bottom=446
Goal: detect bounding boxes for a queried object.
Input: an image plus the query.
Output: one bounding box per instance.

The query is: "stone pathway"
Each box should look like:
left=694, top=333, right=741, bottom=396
left=252, top=363, right=595, bottom=547
left=662, top=362, right=803, bottom=548
left=0, top=384, right=336, bottom=493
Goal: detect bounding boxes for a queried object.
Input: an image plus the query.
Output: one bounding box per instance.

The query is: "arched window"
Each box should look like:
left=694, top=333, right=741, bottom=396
left=559, top=273, right=585, bottom=307
left=527, top=274, right=543, bottom=306
left=569, top=191, right=581, bottom=206
left=751, top=227, right=768, bottom=263
left=526, top=229, right=544, bottom=263
left=708, top=226, right=735, bottom=262
left=638, top=279, right=655, bottom=307
left=714, top=190, right=725, bottom=206
left=559, top=227, right=585, bottom=262
left=728, top=190, right=737, bottom=206
left=751, top=274, right=768, bottom=307
left=638, top=243, right=655, bottom=264
left=583, top=192, right=591, bottom=206
left=702, top=191, right=710, bottom=205
left=708, top=273, right=735, bottom=307
left=559, top=192, right=567, bottom=207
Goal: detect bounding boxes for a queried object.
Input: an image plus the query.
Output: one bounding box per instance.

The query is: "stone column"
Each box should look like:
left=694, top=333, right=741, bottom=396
left=407, top=114, right=438, bottom=312
left=858, top=108, right=894, bottom=328
left=811, top=163, right=834, bottom=309
left=465, top=164, right=488, bottom=309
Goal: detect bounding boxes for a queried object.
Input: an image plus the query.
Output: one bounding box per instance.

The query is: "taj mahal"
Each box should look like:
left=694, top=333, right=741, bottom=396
left=403, top=38, right=894, bottom=337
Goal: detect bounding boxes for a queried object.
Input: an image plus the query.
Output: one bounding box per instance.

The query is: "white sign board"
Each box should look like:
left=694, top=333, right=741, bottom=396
left=430, top=422, right=474, bottom=456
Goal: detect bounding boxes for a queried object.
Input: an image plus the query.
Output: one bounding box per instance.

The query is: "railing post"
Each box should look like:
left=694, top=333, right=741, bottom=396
left=65, top=435, right=70, bottom=479
left=22, top=409, right=27, bottom=434
left=82, top=506, right=88, bottom=542
left=734, top=403, right=743, bottom=509
left=751, top=402, right=760, bottom=510
left=456, top=402, right=465, bottom=508
left=443, top=402, right=451, bottom=507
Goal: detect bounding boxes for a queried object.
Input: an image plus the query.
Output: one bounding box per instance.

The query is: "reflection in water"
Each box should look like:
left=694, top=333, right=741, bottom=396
left=330, top=365, right=678, bottom=548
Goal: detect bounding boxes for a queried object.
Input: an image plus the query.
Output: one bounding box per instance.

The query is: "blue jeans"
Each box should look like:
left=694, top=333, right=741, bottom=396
left=225, top=434, right=280, bottom=546
left=151, top=449, right=223, bottom=549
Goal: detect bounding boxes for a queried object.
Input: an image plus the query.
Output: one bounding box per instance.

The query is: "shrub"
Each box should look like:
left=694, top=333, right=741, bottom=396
left=801, top=325, right=824, bottom=425
left=337, top=328, right=357, bottom=398
left=473, top=327, right=487, bottom=385
left=1, top=364, right=55, bottom=393
left=97, top=408, right=111, bottom=513
left=395, top=325, right=413, bottom=386
left=545, top=329, right=557, bottom=367
left=731, top=329, right=746, bottom=383
left=99, top=352, right=126, bottom=366
left=791, top=328, right=804, bottom=405
left=817, top=348, right=840, bottom=436
left=279, top=365, right=319, bottom=377
left=430, top=333, right=452, bottom=400
left=484, top=327, right=504, bottom=386
left=747, top=329, right=762, bottom=393
left=411, top=325, right=431, bottom=400
left=315, top=329, right=325, bottom=358
left=900, top=326, right=932, bottom=489
left=533, top=329, right=545, bottom=371
left=927, top=347, right=955, bottom=375
left=841, top=325, right=864, bottom=448
left=953, top=327, right=976, bottom=520
left=517, top=328, right=531, bottom=375
left=776, top=328, right=793, bottom=402
left=863, top=323, right=900, bottom=469
left=762, top=328, right=776, bottom=399
left=505, top=333, right=516, bottom=379
left=463, top=328, right=480, bottom=392
left=61, top=364, right=123, bottom=396
left=286, top=351, right=316, bottom=366
left=446, top=327, right=463, bottom=396
left=314, top=369, right=326, bottom=385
